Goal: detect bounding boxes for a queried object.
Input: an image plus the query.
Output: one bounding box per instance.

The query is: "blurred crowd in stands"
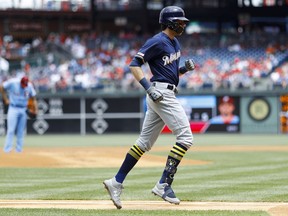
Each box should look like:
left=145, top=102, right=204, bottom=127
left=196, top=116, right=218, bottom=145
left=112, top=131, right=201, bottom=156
left=0, top=31, right=287, bottom=93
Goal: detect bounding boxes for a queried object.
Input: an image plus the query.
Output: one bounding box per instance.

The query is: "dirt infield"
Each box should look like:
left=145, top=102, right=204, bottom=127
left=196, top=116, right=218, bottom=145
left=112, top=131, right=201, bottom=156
left=0, top=146, right=210, bottom=168
left=0, top=200, right=288, bottom=215
left=1, top=145, right=288, bottom=215
left=1, top=145, right=288, bottom=168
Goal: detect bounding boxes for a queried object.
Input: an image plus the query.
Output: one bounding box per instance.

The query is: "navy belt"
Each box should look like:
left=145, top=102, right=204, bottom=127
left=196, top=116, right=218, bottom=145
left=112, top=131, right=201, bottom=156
left=10, top=104, right=26, bottom=108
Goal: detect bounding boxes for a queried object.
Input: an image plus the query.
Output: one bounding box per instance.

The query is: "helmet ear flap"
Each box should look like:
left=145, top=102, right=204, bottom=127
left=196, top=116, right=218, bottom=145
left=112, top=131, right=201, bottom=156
left=161, top=24, right=168, bottom=31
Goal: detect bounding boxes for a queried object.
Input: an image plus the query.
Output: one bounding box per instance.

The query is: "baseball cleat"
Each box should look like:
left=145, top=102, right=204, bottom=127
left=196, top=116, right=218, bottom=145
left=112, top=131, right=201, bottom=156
left=152, top=182, right=180, bottom=204
left=103, top=177, right=123, bottom=209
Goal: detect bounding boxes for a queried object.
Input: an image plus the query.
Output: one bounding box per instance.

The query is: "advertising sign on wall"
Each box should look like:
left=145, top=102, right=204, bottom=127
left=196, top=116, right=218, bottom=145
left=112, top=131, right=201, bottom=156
left=25, top=97, right=141, bottom=135
left=1, top=94, right=284, bottom=135
left=280, top=95, right=288, bottom=133
left=240, top=96, right=278, bottom=134
left=206, top=95, right=240, bottom=133
left=144, top=95, right=240, bottom=134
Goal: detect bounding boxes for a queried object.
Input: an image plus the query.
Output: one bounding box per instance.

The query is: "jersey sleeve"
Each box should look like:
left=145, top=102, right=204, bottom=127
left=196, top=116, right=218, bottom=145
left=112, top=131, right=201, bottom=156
left=135, top=37, right=162, bottom=63
left=28, top=83, right=37, bottom=97
left=2, top=79, right=12, bottom=90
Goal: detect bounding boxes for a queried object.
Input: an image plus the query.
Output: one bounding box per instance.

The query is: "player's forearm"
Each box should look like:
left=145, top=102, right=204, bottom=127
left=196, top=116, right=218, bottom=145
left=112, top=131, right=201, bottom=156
left=130, top=66, right=151, bottom=90
left=130, top=66, right=145, bottom=82
left=0, top=85, right=4, bottom=95
left=33, top=98, right=38, bottom=113
left=0, top=86, right=9, bottom=104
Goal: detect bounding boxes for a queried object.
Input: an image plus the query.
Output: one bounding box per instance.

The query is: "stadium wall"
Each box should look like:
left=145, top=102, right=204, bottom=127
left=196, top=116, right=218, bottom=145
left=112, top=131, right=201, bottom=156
left=0, top=91, right=287, bottom=135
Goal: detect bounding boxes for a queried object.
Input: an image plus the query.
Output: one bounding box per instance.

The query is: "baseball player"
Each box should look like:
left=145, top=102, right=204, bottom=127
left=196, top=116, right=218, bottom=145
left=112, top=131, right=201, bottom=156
left=0, top=76, right=38, bottom=153
left=104, top=6, right=195, bottom=209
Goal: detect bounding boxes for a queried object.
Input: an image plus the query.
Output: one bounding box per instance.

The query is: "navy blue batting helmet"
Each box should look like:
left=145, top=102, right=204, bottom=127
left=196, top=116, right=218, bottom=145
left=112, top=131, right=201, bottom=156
left=159, top=6, right=189, bottom=34
left=159, top=6, right=189, bottom=25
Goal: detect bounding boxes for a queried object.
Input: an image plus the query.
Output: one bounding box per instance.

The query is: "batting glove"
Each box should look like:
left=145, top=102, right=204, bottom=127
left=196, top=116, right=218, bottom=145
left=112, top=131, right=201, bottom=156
left=185, top=59, right=195, bottom=71
left=146, top=86, right=163, bottom=103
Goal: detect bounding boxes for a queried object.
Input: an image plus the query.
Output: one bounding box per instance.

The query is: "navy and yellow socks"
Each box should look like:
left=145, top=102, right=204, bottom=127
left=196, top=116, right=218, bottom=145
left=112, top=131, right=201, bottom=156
left=160, top=142, right=188, bottom=184
left=115, top=144, right=144, bottom=183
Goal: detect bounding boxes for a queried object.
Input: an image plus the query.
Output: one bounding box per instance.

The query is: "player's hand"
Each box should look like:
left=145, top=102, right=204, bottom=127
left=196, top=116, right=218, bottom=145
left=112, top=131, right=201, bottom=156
left=146, top=86, right=163, bottom=103
left=26, top=109, right=37, bottom=120
left=3, top=99, right=9, bottom=106
left=185, top=59, right=195, bottom=71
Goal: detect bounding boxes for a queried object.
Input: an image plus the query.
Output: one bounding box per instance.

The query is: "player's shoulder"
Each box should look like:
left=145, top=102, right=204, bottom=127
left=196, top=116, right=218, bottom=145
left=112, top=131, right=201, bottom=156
left=146, top=32, right=161, bottom=44
left=8, top=77, right=19, bottom=82
left=3, top=77, right=19, bottom=85
left=148, top=32, right=167, bottom=44
left=27, top=82, right=35, bottom=89
left=142, top=33, right=162, bottom=50
left=27, top=82, right=37, bottom=95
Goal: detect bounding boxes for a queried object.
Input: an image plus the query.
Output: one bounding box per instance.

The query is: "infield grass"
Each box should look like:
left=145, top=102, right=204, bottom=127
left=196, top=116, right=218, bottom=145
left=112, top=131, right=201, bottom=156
left=0, top=134, right=287, bottom=215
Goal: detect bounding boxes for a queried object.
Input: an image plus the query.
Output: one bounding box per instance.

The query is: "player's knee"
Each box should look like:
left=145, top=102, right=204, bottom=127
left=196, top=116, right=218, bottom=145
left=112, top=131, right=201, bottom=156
left=175, top=127, right=193, bottom=149
left=135, top=139, right=153, bottom=152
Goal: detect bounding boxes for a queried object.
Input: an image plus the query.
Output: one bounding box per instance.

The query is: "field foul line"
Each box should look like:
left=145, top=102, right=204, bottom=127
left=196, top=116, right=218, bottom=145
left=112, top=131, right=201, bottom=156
left=0, top=200, right=288, bottom=212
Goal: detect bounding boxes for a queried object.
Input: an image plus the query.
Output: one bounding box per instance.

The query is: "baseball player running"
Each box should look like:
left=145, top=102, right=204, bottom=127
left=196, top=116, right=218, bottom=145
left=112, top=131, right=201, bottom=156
left=103, top=6, right=195, bottom=209
left=0, top=76, right=38, bottom=153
